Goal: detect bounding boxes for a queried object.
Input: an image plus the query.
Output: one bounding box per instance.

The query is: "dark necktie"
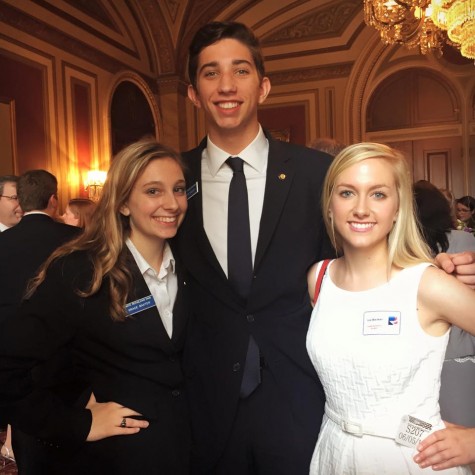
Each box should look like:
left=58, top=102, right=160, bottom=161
left=226, top=157, right=261, bottom=397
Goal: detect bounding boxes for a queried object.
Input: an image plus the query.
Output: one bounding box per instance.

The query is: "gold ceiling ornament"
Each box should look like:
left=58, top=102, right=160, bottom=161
left=364, top=0, right=475, bottom=60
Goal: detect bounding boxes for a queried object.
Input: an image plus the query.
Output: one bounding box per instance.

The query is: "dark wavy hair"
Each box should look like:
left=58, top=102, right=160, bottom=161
left=413, top=180, right=452, bottom=254
left=187, top=21, right=265, bottom=88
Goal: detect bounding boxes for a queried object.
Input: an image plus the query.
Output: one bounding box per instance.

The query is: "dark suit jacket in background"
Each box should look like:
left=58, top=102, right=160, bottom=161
left=174, top=134, right=334, bottom=472
left=0, top=213, right=80, bottom=325
left=0, top=250, right=190, bottom=474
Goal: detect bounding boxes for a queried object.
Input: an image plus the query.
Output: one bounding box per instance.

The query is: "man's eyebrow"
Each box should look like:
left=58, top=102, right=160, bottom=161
left=198, top=58, right=253, bottom=74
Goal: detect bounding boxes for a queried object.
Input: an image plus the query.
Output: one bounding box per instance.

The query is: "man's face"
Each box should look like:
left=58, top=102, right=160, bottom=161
left=0, top=182, right=22, bottom=227
left=188, top=38, right=270, bottom=143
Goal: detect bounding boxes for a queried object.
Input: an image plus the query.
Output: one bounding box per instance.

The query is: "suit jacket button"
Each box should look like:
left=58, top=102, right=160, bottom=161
left=172, top=389, right=181, bottom=397
left=246, top=314, right=254, bottom=322
left=232, top=362, right=241, bottom=372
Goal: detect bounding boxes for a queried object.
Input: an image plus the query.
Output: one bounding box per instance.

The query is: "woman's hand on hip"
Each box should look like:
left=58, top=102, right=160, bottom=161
left=85, top=392, right=149, bottom=441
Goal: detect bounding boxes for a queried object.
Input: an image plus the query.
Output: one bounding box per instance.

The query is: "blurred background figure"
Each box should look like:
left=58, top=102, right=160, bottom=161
left=414, top=181, right=475, bottom=254
left=0, top=175, right=22, bottom=232
left=0, top=169, right=80, bottom=473
left=455, top=196, right=475, bottom=235
left=439, top=188, right=458, bottom=229
left=308, top=137, right=346, bottom=158
left=61, top=198, right=96, bottom=228
left=414, top=180, right=475, bottom=434
left=0, top=175, right=21, bottom=464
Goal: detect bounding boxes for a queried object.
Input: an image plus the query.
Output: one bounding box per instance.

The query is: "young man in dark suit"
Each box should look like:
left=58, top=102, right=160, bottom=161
left=0, top=169, right=80, bottom=473
left=175, top=22, right=333, bottom=475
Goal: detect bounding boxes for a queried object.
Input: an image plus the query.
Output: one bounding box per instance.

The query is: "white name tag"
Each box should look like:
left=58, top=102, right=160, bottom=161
left=395, top=415, right=432, bottom=448
left=363, top=311, right=401, bottom=335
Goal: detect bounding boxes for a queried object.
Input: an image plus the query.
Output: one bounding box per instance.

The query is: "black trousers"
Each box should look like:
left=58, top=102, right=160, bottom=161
left=212, top=366, right=318, bottom=475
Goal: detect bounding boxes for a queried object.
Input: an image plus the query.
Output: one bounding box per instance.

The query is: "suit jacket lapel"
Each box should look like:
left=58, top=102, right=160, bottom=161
left=181, top=140, right=242, bottom=308
left=254, top=136, right=295, bottom=271
left=171, top=262, right=187, bottom=345
left=183, top=139, right=228, bottom=282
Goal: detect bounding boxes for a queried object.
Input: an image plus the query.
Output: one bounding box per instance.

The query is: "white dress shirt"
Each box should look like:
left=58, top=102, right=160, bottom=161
left=126, top=238, right=177, bottom=338
left=202, top=125, right=268, bottom=276
left=0, top=222, right=10, bottom=232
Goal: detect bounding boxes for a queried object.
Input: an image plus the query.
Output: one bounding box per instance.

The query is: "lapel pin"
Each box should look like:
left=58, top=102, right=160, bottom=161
left=278, top=173, right=286, bottom=180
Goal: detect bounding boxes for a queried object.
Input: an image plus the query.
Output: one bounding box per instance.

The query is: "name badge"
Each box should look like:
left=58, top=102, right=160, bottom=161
left=363, top=311, right=401, bottom=335
left=125, top=295, right=156, bottom=317
left=186, top=182, right=199, bottom=200
left=395, top=415, right=432, bottom=448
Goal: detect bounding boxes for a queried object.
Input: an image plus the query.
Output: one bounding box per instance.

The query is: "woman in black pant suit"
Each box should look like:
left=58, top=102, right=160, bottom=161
left=0, top=139, right=190, bottom=474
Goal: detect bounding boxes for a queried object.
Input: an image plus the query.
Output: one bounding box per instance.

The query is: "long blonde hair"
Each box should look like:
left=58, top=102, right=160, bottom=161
left=322, top=142, right=433, bottom=268
left=26, top=139, right=186, bottom=321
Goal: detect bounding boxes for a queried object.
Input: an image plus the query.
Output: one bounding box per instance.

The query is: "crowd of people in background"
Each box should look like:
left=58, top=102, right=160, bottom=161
left=1, top=20, right=475, bottom=475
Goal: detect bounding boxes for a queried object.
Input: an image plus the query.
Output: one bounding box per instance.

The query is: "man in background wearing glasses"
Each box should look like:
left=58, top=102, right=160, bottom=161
left=0, top=175, right=22, bottom=232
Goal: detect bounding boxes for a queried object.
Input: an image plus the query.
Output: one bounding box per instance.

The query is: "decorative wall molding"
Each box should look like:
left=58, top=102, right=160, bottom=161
left=268, top=62, right=353, bottom=86
left=0, top=2, right=134, bottom=73
left=163, top=0, right=180, bottom=23
left=262, top=0, right=361, bottom=45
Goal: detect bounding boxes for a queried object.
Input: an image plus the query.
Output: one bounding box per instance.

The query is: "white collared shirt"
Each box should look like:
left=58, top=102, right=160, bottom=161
left=0, top=222, right=10, bottom=232
left=201, top=125, right=268, bottom=276
left=126, top=238, right=177, bottom=338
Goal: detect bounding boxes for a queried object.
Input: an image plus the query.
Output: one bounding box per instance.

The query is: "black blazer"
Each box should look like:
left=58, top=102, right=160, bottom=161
left=0, top=250, right=190, bottom=474
left=0, top=213, right=80, bottom=325
left=174, top=134, right=334, bottom=471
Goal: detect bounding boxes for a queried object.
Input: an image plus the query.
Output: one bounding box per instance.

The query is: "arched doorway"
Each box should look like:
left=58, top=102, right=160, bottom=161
left=110, top=81, right=157, bottom=156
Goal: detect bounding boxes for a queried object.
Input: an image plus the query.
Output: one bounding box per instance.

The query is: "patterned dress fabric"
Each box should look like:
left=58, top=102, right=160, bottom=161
left=307, top=261, right=470, bottom=475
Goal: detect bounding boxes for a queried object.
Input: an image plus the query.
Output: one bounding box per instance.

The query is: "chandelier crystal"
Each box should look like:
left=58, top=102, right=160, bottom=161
left=364, top=0, right=475, bottom=60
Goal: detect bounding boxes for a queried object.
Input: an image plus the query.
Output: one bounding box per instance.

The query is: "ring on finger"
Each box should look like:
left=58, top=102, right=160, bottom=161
left=120, top=417, right=127, bottom=428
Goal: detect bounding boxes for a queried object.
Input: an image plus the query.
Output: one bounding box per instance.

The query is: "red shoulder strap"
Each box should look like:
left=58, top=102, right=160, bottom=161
left=312, top=259, right=330, bottom=306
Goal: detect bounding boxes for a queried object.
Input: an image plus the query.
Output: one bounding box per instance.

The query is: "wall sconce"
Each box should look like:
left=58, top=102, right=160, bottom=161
left=84, top=170, right=107, bottom=202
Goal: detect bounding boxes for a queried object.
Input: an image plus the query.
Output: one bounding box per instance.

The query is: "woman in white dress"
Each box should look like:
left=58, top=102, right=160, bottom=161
left=306, top=143, right=475, bottom=474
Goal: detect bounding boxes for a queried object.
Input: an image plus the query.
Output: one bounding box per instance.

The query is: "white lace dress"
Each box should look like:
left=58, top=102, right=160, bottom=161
left=306, top=261, right=470, bottom=475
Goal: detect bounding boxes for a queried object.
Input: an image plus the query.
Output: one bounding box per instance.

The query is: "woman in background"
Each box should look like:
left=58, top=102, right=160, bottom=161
left=0, top=139, right=190, bottom=474
left=456, top=196, right=475, bottom=235
left=439, top=188, right=458, bottom=229
left=62, top=198, right=96, bottom=229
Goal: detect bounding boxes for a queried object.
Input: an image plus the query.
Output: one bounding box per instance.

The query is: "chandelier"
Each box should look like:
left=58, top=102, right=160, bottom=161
left=364, top=0, right=475, bottom=59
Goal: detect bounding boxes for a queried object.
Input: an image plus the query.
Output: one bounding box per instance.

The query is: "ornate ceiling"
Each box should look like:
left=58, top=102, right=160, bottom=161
left=0, top=0, right=364, bottom=84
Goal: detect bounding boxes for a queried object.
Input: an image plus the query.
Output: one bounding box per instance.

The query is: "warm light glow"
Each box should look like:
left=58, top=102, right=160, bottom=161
left=84, top=170, right=107, bottom=202
left=364, top=0, right=475, bottom=59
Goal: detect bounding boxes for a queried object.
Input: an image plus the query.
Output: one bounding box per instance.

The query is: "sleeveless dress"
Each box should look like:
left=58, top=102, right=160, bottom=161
left=306, top=261, right=470, bottom=475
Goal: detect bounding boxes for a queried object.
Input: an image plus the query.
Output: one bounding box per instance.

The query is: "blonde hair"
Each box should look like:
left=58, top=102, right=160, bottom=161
left=26, top=139, right=185, bottom=321
left=322, top=142, right=433, bottom=268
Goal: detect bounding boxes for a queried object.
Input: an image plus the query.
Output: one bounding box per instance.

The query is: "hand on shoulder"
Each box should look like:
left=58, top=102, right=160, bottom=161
left=435, top=251, right=475, bottom=289
left=418, top=264, right=475, bottom=335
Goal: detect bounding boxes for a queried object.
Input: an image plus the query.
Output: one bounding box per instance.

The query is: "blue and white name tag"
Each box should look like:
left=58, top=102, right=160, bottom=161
left=125, top=295, right=156, bottom=317
left=186, top=182, right=199, bottom=200
left=363, top=311, right=401, bottom=335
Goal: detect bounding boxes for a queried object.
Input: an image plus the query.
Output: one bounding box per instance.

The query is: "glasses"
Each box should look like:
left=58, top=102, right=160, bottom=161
left=0, top=194, right=18, bottom=201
